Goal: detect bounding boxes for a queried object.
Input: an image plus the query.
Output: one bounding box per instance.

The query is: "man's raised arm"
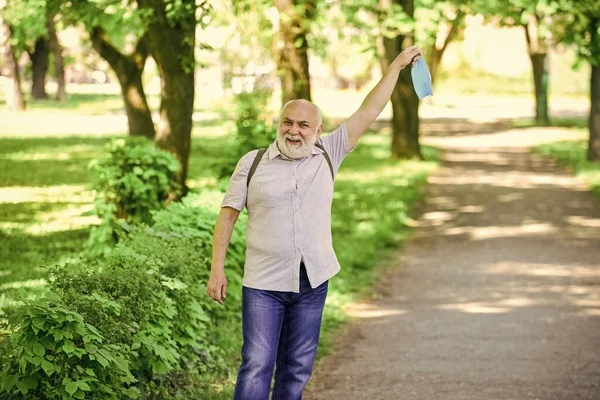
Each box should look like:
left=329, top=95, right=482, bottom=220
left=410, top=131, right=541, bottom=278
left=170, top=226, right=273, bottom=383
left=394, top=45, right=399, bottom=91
left=346, top=45, right=423, bottom=149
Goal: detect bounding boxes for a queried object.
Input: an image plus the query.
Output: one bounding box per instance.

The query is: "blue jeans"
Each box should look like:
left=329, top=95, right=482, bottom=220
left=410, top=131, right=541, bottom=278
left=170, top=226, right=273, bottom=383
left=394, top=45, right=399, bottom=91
left=233, top=264, right=329, bottom=400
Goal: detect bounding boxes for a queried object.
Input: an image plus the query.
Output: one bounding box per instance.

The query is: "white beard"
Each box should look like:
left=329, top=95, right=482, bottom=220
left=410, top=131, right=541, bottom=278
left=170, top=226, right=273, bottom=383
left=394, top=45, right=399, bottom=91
left=276, top=133, right=317, bottom=159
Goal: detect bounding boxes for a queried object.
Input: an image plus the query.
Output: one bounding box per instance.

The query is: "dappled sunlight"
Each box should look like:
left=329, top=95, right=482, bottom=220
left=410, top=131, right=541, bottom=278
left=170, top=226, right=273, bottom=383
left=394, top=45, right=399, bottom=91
left=443, top=223, right=556, bottom=239
left=458, top=205, right=484, bottom=213
left=345, top=303, right=407, bottom=319
left=422, top=126, right=588, bottom=150
left=0, top=111, right=127, bottom=136
left=3, top=144, right=100, bottom=161
left=426, top=195, right=457, bottom=208
left=483, top=261, right=600, bottom=279
left=497, top=192, right=525, bottom=202
left=0, top=278, right=47, bottom=291
left=566, top=215, right=600, bottom=228
left=422, top=211, right=456, bottom=222
left=5, top=152, right=79, bottom=161
left=337, top=161, right=435, bottom=183
left=0, top=211, right=98, bottom=234
left=0, top=185, right=92, bottom=203
left=187, top=176, right=219, bottom=190
left=428, top=172, right=585, bottom=190
left=578, top=309, right=600, bottom=316
left=437, top=303, right=511, bottom=314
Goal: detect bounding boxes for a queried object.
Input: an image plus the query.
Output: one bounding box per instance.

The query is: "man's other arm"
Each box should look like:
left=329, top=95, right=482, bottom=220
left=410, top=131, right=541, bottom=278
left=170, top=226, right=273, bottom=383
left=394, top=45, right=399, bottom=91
left=346, top=45, right=422, bottom=150
left=207, top=206, right=241, bottom=305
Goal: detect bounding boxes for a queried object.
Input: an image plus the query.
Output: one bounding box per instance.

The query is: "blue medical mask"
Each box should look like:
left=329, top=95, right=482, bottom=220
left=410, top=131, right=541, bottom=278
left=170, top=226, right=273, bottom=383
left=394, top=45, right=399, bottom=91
left=411, top=58, right=433, bottom=100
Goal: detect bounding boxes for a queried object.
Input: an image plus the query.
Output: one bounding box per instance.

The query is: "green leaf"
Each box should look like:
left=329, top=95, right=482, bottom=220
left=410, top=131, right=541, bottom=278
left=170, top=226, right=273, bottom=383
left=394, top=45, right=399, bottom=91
left=41, top=360, right=55, bottom=376
left=65, top=381, right=78, bottom=395
left=62, top=340, right=76, bottom=354
left=33, top=343, right=46, bottom=357
left=73, top=389, right=85, bottom=399
left=85, top=368, right=96, bottom=377
left=77, top=381, right=91, bottom=391
left=16, top=376, right=38, bottom=394
left=122, top=386, right=141, bottom=399
left=26, top=356, right=43, bottom=366
left=96, top=354, right=109, bottom=368
left=1, top=374, right=17, bottom=390
left=40, top=335, right=57, bottom=351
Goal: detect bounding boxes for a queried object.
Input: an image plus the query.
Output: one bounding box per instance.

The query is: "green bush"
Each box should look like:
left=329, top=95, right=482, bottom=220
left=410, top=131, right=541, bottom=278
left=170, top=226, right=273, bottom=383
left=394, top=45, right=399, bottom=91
left=86, top=137, right=180, bottom=255
left=217, top=90, right=277, bottom=180
left=1, top=195, right=247, bottom=399
left=0, top=294, right=137, bottom=400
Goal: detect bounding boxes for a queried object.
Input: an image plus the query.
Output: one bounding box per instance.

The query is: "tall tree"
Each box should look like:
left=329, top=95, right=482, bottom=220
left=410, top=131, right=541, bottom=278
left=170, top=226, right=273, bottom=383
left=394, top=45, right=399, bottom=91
left=473, top=0, right=555, bottom=125
left=90, top=27, right=155, bottom=139
left=380, top=0, right=421, bottom=159
left=66, top=0, right=212, bottom=193
left=341, top=0, right=470, bottom=159
left=46, top=12, right=66, bottom=101
left=66, top=0, right=155, bottom=138
left=417, top=0, right=468, bottom=86
left=274, top=0, right=315, bottom=105
left=137, top=0, right=208, bottom=195
left=4, top=0, right=68, bottom=101
left=29, top=35, right=49, bottom=99
left=554, top=0, right=600, bottom=160
left=0, top=0, right=25, bottom=111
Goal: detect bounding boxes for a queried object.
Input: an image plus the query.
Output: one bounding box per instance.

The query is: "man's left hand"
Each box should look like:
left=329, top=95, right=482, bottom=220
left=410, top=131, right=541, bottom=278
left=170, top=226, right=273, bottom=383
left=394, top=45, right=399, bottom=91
left=397, top=46, right=423, bottom=69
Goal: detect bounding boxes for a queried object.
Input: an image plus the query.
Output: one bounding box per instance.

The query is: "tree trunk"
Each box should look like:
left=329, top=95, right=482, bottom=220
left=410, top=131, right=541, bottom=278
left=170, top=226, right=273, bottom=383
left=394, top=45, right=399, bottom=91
left=30, top=37, right=50, bottom=99
left=46, top=14, right=66, bottom=101
left=380, top=0, right=421, bottom=159
left=589, top=62, right=600, bottom=161
left=0, top=4, right=25, bottom=111
left=274, top=0, right=312, bottom=105
left=90, top=27, right=155, bottom=140
left=426, top=14, right=461, bottom=86
left=523, top=19, right=550, bottom=125
left=530, top=53, right=550, bottom=125
left=137, top=0, right=196, bottom=196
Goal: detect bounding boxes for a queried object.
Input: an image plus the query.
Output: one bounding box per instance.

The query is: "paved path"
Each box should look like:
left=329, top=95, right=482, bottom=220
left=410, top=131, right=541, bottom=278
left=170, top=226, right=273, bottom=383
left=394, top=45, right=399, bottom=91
left=305, top=123, right=600, bottom=400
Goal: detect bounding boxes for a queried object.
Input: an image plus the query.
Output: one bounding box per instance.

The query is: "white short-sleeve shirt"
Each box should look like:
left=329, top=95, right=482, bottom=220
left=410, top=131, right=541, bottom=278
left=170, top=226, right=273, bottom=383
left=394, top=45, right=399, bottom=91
left=221, top=122, right=354, bottom=292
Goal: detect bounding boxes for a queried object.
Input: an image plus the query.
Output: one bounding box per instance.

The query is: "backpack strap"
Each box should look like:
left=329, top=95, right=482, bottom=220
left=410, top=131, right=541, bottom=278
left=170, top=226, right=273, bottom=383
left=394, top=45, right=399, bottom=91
left=246, top=144, right=334, bottom=188
left=315, top=142, right=334, bottom=181
left=247, top=148, right=267, bottom=187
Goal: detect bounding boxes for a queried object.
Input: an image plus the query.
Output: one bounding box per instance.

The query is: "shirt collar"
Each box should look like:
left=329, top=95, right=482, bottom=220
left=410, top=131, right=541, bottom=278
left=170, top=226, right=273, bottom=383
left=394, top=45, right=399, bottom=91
left=266, top=139, right=323, bottom=161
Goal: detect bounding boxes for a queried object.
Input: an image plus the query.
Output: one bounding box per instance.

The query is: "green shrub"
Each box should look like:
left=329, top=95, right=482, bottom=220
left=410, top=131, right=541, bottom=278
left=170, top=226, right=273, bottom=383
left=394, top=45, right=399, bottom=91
left=0, top=294, right=138, bottom=400
left=1, top=195, right=247, bottom=399
left=217, top=90, right=276, bottom=180
left=86, top=137, right=180, bottom=255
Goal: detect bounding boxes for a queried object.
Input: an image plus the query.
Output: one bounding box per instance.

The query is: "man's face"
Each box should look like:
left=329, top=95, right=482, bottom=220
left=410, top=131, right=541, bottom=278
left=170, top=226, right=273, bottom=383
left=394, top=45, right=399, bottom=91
left=277, top=101, right=323, bottom=159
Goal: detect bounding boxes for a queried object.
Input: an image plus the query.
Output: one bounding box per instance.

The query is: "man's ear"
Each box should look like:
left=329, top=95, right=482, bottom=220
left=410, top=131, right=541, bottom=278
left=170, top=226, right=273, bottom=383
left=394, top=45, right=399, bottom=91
left=317, top=124, right=323, bottom=139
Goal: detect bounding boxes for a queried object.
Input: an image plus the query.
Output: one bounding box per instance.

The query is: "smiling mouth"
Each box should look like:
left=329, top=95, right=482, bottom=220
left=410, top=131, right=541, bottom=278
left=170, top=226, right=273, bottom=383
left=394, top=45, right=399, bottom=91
left=286, top=138, right=302, bottom=146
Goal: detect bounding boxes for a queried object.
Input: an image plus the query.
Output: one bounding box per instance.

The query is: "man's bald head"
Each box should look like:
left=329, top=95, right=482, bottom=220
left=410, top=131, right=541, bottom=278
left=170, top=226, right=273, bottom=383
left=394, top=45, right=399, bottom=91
left=281, top=99, right=322, bottom=127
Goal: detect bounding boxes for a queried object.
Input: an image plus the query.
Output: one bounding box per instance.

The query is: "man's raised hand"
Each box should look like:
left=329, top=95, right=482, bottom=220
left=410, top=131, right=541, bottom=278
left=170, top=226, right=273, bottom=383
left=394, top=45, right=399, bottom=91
left=397, top=45, right=423, bottom=69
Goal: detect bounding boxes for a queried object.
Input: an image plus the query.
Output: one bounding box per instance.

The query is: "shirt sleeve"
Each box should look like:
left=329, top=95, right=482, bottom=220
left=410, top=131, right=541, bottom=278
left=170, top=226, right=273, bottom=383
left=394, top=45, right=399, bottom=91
left=318, top=121, right=354, bottom=174
left=220, top=150, right=257, bottom=211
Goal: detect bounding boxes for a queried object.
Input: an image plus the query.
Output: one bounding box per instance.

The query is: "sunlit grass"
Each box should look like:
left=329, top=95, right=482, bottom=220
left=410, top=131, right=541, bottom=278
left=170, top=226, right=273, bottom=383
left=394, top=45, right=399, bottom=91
left=534, top=139, right=600, bottom=201
left=512, top=116, right=588, bottom=129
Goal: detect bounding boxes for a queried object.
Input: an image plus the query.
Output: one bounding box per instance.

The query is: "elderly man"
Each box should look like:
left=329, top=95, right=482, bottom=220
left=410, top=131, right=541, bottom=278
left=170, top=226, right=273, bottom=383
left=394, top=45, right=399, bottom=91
left=208, top=45, right=423, bottom=399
